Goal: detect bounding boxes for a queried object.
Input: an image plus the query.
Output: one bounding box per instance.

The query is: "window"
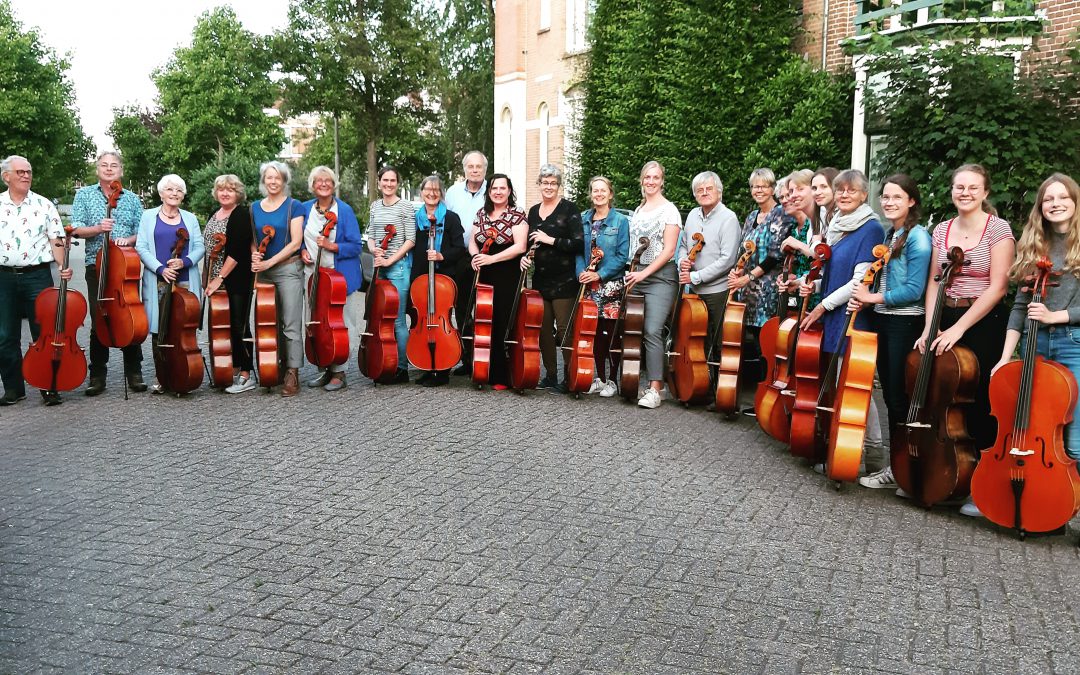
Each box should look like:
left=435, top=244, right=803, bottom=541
left=538, top=103, right=550, bottom=169
left=539, top=0, right=551, bottom=32
left=566, top=0, right=591, bottom=52
left=497, top=107, right=513, bottom=172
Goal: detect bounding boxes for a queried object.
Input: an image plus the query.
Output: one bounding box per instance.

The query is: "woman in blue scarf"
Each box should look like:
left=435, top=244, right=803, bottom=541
left=410, top=175, right=467, bottom=387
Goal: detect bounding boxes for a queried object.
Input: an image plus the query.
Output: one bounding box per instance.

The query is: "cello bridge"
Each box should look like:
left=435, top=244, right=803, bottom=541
left=904, top=422, right=932, bottom=429
left=1008, top=447, right=1035, bottom=457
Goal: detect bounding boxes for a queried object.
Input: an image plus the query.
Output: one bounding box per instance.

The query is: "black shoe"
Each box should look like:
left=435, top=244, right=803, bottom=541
left=85, top=377, right=106, bottom=396
left=41, top=391, right=63, bottom=406
left=393, top=369, right=410, bottom=384
left=415, top=371, right=433, bottom=385
left=0, top=391, right=27, bottom=406
left=548, top=382, right=568, bottom=395
left=453, top=364, right=470, bottom=376
left=538, top=376, right=558, bottom=390
left=127, top=372, right=148, bottom=393
left=423, top=372, right=450, bottom=388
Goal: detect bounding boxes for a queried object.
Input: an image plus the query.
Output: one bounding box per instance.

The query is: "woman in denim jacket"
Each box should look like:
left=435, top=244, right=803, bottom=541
left=850, top=174, right=932, bottom=490
left=577, top=176, right=630, bottom=396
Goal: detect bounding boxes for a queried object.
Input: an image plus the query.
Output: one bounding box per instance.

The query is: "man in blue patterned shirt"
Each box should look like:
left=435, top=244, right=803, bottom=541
left=71, top=151, right=147, bottom=395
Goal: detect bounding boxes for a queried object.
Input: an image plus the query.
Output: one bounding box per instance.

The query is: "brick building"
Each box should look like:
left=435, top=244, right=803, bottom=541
left=494, top=0, right=1078, bottom=191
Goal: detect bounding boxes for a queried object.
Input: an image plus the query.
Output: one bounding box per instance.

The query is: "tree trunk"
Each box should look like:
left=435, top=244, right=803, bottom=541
left=366, top=136, right=377, bottom=203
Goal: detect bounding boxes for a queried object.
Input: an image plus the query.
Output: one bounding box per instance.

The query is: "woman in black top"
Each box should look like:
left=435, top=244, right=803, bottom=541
left=523, top=164, right=584, bottom=392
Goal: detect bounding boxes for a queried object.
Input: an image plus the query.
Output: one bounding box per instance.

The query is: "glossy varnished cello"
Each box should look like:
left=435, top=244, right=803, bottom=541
left=506, top=243, right=543, bottom=392
left=971, top=258, right=1080, bottom=536
left=466, top=229, right=497, bottom=388
left=359, top=225, right=400, bottom=383
left=892, top=246, right=979, bottom=507
left=22, top=225, right=87, bottom=394
left=713, top=240, right=756, bottom=415
left=755, top=250, right=795, bottom=439
left=406, top=215, right=462, bottom=372
left=305, top=210, right=350, bottom=369
left=561, top=244, right=603, bottom=396
left=613, top=238, right=649, bottom=401
left=203, top=233, right=233, bottom=388
left=667, top=233, right=711, bottom=406
left=251, top=225, right=281, bottom=388
left=93, top=180, right=148, bottom=349
left=823, top=244, right=890, bottom=483
left=153, top=228, right=204, bottom=394
left=786, top=243, right=831, bottom=458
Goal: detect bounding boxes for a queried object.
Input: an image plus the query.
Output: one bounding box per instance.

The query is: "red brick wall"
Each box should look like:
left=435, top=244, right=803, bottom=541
left=799, top=0, right=858, bottom=73
left=1033, top=0, right=1080, bottom=67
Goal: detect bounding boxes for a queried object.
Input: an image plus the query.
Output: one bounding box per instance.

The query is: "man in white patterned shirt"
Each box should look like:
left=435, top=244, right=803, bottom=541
left=0, top=155, right=69, bottom=406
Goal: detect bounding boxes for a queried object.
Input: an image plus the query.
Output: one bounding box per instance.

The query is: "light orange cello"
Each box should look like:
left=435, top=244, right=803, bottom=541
left=755, top=250, right=795, bottom=439
left=22, top=225, right=87, bottom=393
left=561, top=244, right=603, bottom=396
left=406, top=215, right=462, bottom=372
left=305, top=210, right=350, bottom=369
left=506, top=243, right=544, bottom=392
left=666, top=233, right=711, bottom=406
left=359, top=225, right=400, bottom=383
left=787, top=243, right=831, bottom=458
left=202, top=233, right=233, bottom=388
left=971, top=258, right=1080, bottom=537
left=93, top=180, right=148, bottom=349
left=251, top=226, right=281, bottom=388
left=465, top=229, right=497, bottom=388
left=823, top=244, right=890, bottom=483
left=713, top=240, right=756, bottom=415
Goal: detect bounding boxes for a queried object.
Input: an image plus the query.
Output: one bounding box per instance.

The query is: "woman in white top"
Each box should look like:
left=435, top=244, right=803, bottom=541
left=626, top=160, right=682, bottom=409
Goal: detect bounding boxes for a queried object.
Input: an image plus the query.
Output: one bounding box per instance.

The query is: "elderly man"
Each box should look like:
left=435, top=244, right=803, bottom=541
left=443, top=150, right=489, bottom=375
left=677, top=171, right=741, bottom=369
left=0, top=155, right=68, bottom=406
left=71, top=151, right=146, bottom=396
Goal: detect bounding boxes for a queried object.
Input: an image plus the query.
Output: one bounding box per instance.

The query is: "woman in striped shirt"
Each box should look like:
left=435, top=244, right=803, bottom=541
left=914, top=164, right=1015, bottom=513
left=367, top=165, right=417, bottom=384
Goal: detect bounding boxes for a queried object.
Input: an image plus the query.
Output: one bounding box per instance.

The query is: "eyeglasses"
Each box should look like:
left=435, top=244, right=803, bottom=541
left=11, top=169, right=32, bottom=177
left=539, top=181, right=559, bottom=187
left=835, top=188, right=865, bottom=196
left=313, top=179, right=335, bottom=186
left=952, top=185, right=983, bottom=194
left=750, top=184, right=772, bottom=191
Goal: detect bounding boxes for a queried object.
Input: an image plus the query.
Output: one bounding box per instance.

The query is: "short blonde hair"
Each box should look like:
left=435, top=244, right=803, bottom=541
left=307, top=165, right=338, bottom=192
left=157, top=174, right=187, bottom=196
left=259, top=161, right=292, bottom=197
left=212, top=174, right=246, bottom=203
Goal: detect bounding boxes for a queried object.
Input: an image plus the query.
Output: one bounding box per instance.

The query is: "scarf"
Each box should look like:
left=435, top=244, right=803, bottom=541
left=826, top=203, right=877, bottom=245
left=415, top=202, right=447, bottom=252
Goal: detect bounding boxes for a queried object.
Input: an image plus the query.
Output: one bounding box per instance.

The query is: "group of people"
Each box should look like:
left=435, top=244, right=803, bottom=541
left=3, top=150, right=1080, bottom=521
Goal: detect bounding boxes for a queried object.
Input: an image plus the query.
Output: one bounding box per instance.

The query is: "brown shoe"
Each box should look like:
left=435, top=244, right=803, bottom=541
left=281, top=368, right=300, bottom=397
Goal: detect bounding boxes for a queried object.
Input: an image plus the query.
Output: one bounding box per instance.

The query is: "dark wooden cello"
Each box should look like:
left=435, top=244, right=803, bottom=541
left=203, top=233, right=233, bottom=388
left=93, top=180, right=148, bottom=349
left=786, top=243, right=831, bottom=458
left=22, top=225, right=87, bottom=394
left=892, top=246, right=980, bottom=507
left=755, top=250, right=795, bottom=438
left=153, top=228, right=204, bottom=394
left=466, top=229, right=497, bottom=387
left=406, top=215, right=462, bottom=372
left=612, top=238, right=649, bottom=401
left=666, top=233, right=711, bottom=406
left=251, top=225, right=281, bottom=388
left=971, top=258, right=1080, bottom=536
left=561, top=244, right=603, bottom=396
left=359, top=224, right=400, bottom=383
left=506, top=243, right=544, bottom=392
left=823, top=244, right=890, bottom=483
left=305, top=210, right=350, bottom=369
left=713, top=240, right=756, bottom=414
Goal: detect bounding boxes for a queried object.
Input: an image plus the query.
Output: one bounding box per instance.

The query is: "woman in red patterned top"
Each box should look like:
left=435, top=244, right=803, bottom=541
left=914, top=164, right=1015, bottom=484
left=469, top=174, right=528, bottom=389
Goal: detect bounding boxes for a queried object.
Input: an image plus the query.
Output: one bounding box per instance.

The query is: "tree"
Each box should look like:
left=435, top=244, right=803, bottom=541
left=275, top=0, right=441, bottom=199
left=0, top=0, right=93, bottom=198
left=107, top=106, right=168, bottom=198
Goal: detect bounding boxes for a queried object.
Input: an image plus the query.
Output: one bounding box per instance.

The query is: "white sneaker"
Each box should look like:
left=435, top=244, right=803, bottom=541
left=638, top=388, right=661, bottom=409
left=226, top=375, right=257, bottom=394
left=895, top=487, right=911, bottom=499
left=959, top=500, right=983, bottom=518
left=858, top=466, right=897, bottom=489
left=599, top=380, right=618, bottom=398
left=658, top=385, right=671, bottom=401
left=587, top=378, right=604, bottom=395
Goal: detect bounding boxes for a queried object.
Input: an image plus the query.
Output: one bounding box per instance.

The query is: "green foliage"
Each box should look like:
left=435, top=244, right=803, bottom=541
left=0, top=0, right=93, bottom=198
left=862, top=38, right=1080, bottom=228
left=184, top=151, right=265, bottom=220
left=573, top=0, right=853, bottom=214
left=107, top=106, right=168, bottom=198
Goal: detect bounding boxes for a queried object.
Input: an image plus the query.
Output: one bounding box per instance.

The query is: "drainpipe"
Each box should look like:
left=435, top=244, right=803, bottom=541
left=821, top=0, right=831, bottom=69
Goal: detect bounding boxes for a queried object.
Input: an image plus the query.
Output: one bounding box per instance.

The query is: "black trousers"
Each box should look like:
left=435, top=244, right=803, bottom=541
left=940, top=303, right=1007, bottom=451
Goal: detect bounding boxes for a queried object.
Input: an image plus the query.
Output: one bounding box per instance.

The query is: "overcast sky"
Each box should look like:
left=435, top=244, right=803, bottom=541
left=10, top=0, right=291, bottom=151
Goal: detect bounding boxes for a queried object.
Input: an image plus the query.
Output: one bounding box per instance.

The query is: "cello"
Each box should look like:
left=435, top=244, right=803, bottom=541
left=359, top=224, right=400, bottom=383
left=152, top=228, right=204, bottom=394
left=612, top=238, right=649, bottom=401
left=713, top=240, right=757, bottom=415
left=786, top=243, right=831, bottom=458
left=93, top=180, right=148, bottom=349
left=251, top=225, right=281, bottom=388
left=203, top=233, right=233, bottom=388
left=406, top=215, right=463, bottom=372
left=304, top=210, right=350, bottom=369
left=755, top=250, right=795, bottom=438
left=971, top=259, right=1080, bottom=536
left=666, top=233, right=711, bottom=406
left=892, top=246, right=980, bottom=507
left=823, top=244, right=890, bottom=483
left=506, top=243, right=544, bottom=392
left=561, top=244, right=604, bottom=397
left=22, top=225, right=87, bottom=394
left=466, top=229, right=497, bottom=387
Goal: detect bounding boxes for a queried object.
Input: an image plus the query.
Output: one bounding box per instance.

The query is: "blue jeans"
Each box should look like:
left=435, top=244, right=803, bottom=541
left=1030, top=326, right=1080, bottom=460
left=381, top=258, right=411, bottom=370
left=0, top=265, right=52, bottom=397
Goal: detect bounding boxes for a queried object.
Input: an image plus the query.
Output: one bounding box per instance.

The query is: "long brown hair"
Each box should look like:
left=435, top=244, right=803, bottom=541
left=880, top=173, right=922, bottom=260
left=1010, top=173, right=1080, bottom=281
left=812, top=166, right=839, bottom=234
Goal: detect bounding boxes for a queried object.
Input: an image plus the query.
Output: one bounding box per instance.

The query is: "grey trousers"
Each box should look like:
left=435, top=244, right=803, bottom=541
left=260, top=258, right=305, bottom=369
left=304, top=265, right=363, bottom=374
left=636, top=264, right=678, bottom=384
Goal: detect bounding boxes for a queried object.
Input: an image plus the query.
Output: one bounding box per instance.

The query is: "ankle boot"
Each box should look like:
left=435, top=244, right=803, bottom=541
left=281, top=368, right=300, bottom=397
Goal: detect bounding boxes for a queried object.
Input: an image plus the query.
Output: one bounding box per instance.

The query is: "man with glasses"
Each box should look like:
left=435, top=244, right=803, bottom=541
left=71, top=151, right=147, bottom=396
left=0, top=155, right=67, bottom=406
left=444, top=151, right=489, bottom=375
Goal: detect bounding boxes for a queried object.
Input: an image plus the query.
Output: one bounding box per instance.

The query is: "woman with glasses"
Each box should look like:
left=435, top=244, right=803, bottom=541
left=522, top=164, right=584, bottom=392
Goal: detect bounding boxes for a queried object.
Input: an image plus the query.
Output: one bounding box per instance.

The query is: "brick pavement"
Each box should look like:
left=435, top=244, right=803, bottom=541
left=2, top=247, right=1080, bottom=673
